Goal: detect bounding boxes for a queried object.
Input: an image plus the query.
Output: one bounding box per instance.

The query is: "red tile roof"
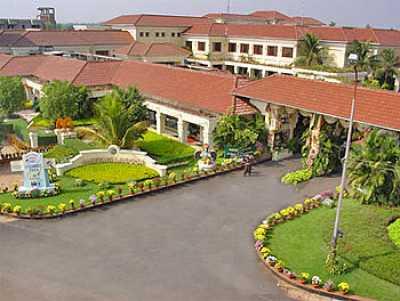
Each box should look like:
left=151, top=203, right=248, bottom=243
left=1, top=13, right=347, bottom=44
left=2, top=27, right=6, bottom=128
left=233, top=75, right=400, bottom=131
left=0, top=53, right=13, bottom=69
left=0, top=55, right=237, bottom=114
left=103, top=14, right=209, bottom=27
left=287, top=17, right=326, bottom=26
left=184, top=23, right=400, bottom=46
left=115, top=41, right=190, bottom=57
left=0, top=30, right=133, bottom=47
left=249, top=11, right=291, bottom=21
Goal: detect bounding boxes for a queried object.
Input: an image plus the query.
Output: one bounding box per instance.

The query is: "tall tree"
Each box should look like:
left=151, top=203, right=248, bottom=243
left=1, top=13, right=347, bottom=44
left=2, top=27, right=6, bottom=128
left=111, top=86, right=148, bottom=123
left=347, top=40, right=379, bottom=72
left=377, top=48, right=399, bottom=89
left=40, top=81, right=89, bottom=120
left=77, top=94, right=147, bottom=148
left=296, top=33, right=325, bottom=66
left=0, top=76, right=25, bottom=116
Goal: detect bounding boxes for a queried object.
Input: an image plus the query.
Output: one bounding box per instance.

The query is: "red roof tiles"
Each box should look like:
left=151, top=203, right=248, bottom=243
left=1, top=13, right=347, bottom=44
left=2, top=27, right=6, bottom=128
left=288, top=17, right=326, bottom=26
left=115, top=41, right=190, bottom=57
left=0, top=30, right=133, bottom=47
left=249, top=11, right=291, bottom=21
left=233, top=75, right=400, bottom=131
left=104, top=14, right=209, bottom=27
left=0, top=53, right=13, bottom=69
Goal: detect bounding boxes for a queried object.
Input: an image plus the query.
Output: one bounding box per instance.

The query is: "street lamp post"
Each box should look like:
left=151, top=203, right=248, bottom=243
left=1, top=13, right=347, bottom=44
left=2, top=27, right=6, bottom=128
left=330, top=53, right=359, bottom=258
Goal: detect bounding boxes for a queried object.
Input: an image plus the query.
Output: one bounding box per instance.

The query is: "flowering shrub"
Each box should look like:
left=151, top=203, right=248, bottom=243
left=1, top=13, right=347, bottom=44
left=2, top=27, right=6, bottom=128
left=13, top=205, right=22, bottom=215
left=1, top=203, right=12, bottom=213
left=299, top=272, right=310, bottom=283
left=96, top=191, right=105, bottom=203
left=90, top=195, right=97, bottom=205
left=338, top=282, right=350, bottom=294
left=106, top=190, right=115, bottom=201
left=47, top=205, right=56, bottom=215
left=58, top=203, right=67, bottom=213
left=311, top=276, right=322, bottom=287
left=69, top=199, right=75, bottom=209
left=323, top=280, right=335, bottom=292
left=281, top=168, right=313, bottom=185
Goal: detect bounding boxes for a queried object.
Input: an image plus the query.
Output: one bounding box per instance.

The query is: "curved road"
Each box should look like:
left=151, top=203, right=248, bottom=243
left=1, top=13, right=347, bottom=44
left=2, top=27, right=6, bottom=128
left=0, top=160, right=338, bottom=301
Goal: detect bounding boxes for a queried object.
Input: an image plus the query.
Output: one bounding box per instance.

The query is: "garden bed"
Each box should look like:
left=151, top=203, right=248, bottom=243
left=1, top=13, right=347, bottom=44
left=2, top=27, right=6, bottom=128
left=136, top=131, right=195, bottom=165
left=254, top=196, right=400, bottom=301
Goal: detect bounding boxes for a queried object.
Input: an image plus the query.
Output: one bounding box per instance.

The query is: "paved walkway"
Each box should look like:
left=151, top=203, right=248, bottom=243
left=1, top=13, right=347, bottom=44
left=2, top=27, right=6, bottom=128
left=0, top=159, right=339, bottom=301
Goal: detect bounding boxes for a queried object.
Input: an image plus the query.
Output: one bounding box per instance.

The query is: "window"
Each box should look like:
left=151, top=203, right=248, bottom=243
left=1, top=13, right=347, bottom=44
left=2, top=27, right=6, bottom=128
left=185, top=41, right=193, bottom=50
left=213, top=42, right=222, bottom=52
left=145, top=32, right=150, bottom=37
left=177, top=33, right=181, bottom=37
left=161, top=32, right=166, bottom=37
left=240, top=43, right=249, bottom=54
left=139, top=32, right=144, bottom=37
left=171, top=32, right=176, bottom=37
left=198, top=41, right=206, bottom=51
left=228, top=43, right=237, bottom=53
left=253, top=45, right=263, bottom=55
left=267, top=46, right=278, bottom=56
left=282, top=47, right=294, bottom=58
left=155, top=32, right=160, bottom=37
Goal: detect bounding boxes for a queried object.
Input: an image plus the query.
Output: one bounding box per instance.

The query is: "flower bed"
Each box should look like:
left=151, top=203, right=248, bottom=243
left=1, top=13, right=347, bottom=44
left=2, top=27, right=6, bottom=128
left=253, top=193, right=376, bottom=301
left=0, top=161, right=244, bottom=219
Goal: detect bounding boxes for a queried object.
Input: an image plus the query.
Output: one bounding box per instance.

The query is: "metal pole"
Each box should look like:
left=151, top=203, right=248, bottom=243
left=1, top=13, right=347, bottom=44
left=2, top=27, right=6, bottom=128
left=330, top=67, right=358, bottom=252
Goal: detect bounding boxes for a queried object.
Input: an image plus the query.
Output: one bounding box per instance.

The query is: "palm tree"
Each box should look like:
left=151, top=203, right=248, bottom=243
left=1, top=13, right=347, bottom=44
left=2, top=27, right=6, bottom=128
left=346, top=40, right=379, bottom=72
left=348, top=129, right=400, bottom=205
left=377, top=48, right=399, bottom=89
left=296, top=33, right=325, bottom=66
left=77, top=94, right=147, bottom=148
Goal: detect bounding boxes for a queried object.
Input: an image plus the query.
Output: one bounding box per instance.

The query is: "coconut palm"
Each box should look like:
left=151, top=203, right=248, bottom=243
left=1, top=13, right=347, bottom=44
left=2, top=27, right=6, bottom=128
left=77, top=94, right=147, bottom=148
left=346, top=40, right=379, bottom=72
left=296, top=33, right=326, bottom=66
left=377, top=48, right=399, bottom=89
left=348, top=129, right=400, bottom=205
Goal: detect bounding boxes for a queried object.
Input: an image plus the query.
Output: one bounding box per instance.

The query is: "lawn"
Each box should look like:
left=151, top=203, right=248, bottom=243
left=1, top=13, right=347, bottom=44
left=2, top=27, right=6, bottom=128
left=31, top=115, right=97, bottom=129
left=4, top=118, right=29, bottom=142
left=66, top=163, right=158, bottom=184
left=268, top=200, right=400, bottom=301
left=0, top=176, right=100, bottom=211
left=45, top=138, right=100, bottom=163
left=136, top=131, right=195, bottom=165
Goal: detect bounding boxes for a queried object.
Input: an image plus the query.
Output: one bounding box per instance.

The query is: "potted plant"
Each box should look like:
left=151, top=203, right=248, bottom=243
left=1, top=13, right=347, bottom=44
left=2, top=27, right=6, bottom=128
left=337, top=282, right=350, bottom=295
left=299, top=272, right=310, bottom=284
left=90, top=195, right=97, bottom=206
left=311, top=276, right=322, bottom=288
left=285, top=270, right=296, bottom=279
left=323, top=280, right=335, bottom=292
left=107, top=190, right=115, bottom=202
left=97, top=191, right=105, bottom=203
left=58, top=203, right=67, bottom=214
left=128, top=182, right=137, bottom=195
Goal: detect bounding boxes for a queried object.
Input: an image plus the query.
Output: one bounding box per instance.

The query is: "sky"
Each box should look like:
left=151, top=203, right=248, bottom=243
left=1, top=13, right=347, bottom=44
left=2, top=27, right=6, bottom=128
left=1, top=0, right=399, bottom=29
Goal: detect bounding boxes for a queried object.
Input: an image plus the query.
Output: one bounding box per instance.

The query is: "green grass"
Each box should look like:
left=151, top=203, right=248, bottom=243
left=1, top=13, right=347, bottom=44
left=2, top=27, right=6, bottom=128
left=136, top=131, right=195, bottom=165
left=5, top=118, right=29, bottom=141
left=268, top=200, right=400, bottom=300
left=388, top=219, right=400, bottom=248
left=0, top=177, right=100, bottom=211
left=45, top=138, right=100, bottom=163
left=66, top=163, right=158, bottom=184
left=31, top=116, right=97, bottom=129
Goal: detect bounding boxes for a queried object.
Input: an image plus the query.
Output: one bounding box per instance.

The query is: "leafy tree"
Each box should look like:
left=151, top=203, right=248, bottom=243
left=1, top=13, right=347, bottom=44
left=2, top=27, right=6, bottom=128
left=329, top=21, right=336, bottom=27
left=296, top=33, right=326, bottom=66
left=346, top=40, right=379, bottom=72
left=77, top=94, right=147, bottom=148
left=0, top=76, right=25, bottom=115
left=376, top=48, right=399, bottom=90
left=40, top=81, right=89, bottom=120
left=213, top=114, right=266, bottom=150
left=111, top=86, right=148, bottom=123
left=348, top=129, right=400, bottom=205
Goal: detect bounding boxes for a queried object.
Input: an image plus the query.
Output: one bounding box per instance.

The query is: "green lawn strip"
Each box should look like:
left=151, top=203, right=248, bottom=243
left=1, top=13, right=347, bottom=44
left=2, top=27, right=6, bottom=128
left=32, top=116, right=97, bottom=129
left=44, top=138, right=100, bottom=163
left=136, top=131, right=195, bottom=165
left=66, top=163, right=158, bottom=184
left=5, top=118, right=29, bottom=141
left=268, top=200, right=400, bottom=301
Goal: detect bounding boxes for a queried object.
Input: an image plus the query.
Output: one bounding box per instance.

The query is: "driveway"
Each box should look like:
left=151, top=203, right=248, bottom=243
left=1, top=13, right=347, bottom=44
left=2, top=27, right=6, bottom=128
left=0, top=159, right=339, bottom=301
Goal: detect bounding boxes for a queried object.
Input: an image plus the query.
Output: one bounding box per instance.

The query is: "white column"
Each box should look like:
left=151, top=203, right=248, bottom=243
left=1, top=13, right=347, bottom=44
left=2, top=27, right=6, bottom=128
left=177, top=118, right=188, bottom=143
left=29, top=132, right=38, bottom=148
left=156, top=111, right=165, bottom=134
left=262, top=69, right=267, bottom=78
left=234, top=65, right=239, bottom=75
left=395, top=76, right=400, bottom=93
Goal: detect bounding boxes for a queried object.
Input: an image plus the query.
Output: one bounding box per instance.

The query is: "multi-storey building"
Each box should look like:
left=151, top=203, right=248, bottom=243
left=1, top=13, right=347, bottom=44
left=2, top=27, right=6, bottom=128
left=0, top=7, right=56, bottom=30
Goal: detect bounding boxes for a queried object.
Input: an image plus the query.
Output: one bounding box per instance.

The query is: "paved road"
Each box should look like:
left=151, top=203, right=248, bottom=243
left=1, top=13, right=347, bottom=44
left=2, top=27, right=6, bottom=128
left=0, top=160, right=339, bottom=301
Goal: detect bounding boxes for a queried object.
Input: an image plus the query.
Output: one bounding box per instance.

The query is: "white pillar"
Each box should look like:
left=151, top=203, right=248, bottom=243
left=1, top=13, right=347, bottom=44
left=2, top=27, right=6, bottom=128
left=156, top=111, right=165, bottom=134
left=177, top=118, right=188, bottom=143
left=234, top=65, right=239, bottom=75
left=262, top=69, right=267, bottom=78
left=29, top=132, right=38, bottom=148
left=395, top=76, right=400, bottom=93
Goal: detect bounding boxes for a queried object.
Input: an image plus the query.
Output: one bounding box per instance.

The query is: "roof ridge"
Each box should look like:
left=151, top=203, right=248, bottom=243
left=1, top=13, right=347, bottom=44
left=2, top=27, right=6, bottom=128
left=71, top=61, right=89, bottom=85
